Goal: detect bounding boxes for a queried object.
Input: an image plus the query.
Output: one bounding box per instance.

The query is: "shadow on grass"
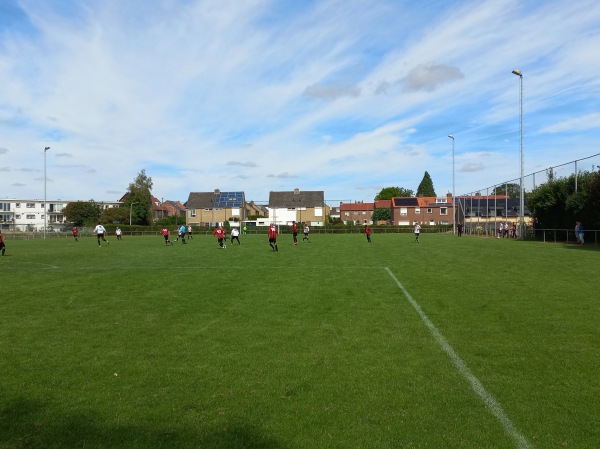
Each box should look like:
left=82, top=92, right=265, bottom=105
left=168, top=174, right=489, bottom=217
left=0, top=398, right=285, bottom=449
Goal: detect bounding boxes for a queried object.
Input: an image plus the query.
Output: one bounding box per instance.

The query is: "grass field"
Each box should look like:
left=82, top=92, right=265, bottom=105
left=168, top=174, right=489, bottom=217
left=1, top=232, right=599, bottom=449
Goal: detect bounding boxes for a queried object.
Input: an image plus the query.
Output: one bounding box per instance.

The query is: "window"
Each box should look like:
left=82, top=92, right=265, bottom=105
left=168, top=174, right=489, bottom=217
left=27, top=214, right=35, bottom=219
left=415, top=208, right=420, bottom=214
left=314, top=207, right=323, bottom=217
left=16, top=203, right=21, bottom=208
left=16, top=214, right=21, bottom=219
left=189, top=209, right=196, bottom=217
left=400, top=207, right=408, bottom=216
left=231, top=208, right=240, bottom=217
left=344, top=212, right=349, bottom=217
left=427, top=208, right=433, bottom=214
left=0, top=203, right=10, bottom=211
left=440, top=207, right=448, bottom=215
left=26, top=203, right=35, bottom=208
left=362, top=211, right=366, bottom=215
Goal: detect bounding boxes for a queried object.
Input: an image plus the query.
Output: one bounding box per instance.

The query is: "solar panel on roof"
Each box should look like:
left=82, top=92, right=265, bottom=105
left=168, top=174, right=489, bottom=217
left=214, top=192, right=243, bottom=207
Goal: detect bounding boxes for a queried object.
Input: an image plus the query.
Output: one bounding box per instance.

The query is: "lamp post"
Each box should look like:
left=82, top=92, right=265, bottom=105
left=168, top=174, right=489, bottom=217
left=129, top=202, right=139, bottom=226
left=448, top=135, right=455, bottom=235
left=512, top=69, right=525, bottom=240
left=44, top=146, right=50, bottom=239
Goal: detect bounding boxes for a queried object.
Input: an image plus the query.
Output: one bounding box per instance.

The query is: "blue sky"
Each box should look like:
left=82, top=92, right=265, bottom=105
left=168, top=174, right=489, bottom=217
left=1, top=0, right=600, bottom=205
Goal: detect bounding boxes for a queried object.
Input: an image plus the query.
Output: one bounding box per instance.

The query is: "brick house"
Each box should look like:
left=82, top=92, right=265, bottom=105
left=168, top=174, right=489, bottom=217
left=392, top=196, right=453, bottom=226
left=186, top=189, right=246, bottom=227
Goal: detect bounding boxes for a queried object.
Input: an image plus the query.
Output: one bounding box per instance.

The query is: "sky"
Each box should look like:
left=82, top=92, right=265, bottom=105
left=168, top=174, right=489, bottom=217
left=1, top=0, right=600, bottom=205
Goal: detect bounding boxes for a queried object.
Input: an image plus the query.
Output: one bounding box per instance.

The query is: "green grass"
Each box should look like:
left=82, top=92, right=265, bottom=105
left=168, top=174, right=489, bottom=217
left=1, top=233, right=599, bottom=449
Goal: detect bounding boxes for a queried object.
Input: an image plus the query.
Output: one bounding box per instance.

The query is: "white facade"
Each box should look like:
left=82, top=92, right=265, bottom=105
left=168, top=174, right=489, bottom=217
left=0, top=199, right=122, bottom=231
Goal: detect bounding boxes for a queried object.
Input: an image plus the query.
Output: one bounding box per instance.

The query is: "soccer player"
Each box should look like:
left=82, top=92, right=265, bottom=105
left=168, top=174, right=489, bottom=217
left=187, top=225, right=193, bottom=240
left=414, top=223, right=421, bottom=243
left=364, top=224, right=372, bottom=243
left=71, top=226, right=79, bottom=242
left=160, top=227, right=172, bottom=245
left=231, top=227, right=241, bottom=245
left=179, top=224, right=187, bottom=244
left=292, top=220, right=298, bottom=245
left=268, top=223, right=278, bottom=252
left=0, top=230, right=6, bottom=256
left=115, top=227, right=122, bottom=240
left=213, top=225, right=226, bottom=249
left=93, top=223, right=109, bottom=246
left=302, top=223, right=310, bottom=242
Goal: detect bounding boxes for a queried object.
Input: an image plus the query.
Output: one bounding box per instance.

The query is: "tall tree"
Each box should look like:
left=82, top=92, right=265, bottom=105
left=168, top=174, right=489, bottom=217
left=124, top=169, right=154, bottom=225
left=63, top=200, right=102, bottom=226
left=375, top=187, right=414, bottom=200
left=416, top=171, right=436, bottom=196
left=492, top=183, right=521, bottom=198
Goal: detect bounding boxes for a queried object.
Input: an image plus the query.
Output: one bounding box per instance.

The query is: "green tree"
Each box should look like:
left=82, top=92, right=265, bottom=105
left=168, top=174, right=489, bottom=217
left=375, top=187, right=414, bottom=200
left=416, top=171, right=436, bottom=196
left=527, top=170, right=599, bottom=229
left=62, top=200, right=102, bottom=226
left=99, top=207, right=130, bottom=225
left=493, top=183, right=521, bottom=198
left=123, top=169, right=154, bottom=225
left=372, top=208, right=391, bottom=223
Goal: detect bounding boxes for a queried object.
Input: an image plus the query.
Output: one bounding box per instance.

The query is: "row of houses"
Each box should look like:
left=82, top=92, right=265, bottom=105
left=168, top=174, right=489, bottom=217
left=0, top=189, right=529, bottom=231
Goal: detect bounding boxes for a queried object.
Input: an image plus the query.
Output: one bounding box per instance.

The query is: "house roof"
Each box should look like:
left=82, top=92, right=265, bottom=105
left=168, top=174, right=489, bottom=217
left=269, top=190, right=324, bottom=208
left=340, top=202, right=374, bottom=212
left=392, top=197, right=419, bottom=207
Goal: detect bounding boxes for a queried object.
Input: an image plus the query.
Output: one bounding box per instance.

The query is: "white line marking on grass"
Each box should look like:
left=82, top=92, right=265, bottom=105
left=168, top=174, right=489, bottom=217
left=384, top=267, right=534, bottom=449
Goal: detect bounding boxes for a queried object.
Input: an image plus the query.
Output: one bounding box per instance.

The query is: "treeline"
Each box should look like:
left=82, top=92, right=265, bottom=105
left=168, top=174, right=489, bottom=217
left=527, top=169, right=600, bottom=229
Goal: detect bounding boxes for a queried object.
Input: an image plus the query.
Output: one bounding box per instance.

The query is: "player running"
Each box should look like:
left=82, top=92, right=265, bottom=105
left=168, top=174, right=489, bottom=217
left=93, top=223, right=109, bottom=246
left=213, top=225, right=226, bottom=249
left=160, top=227, right=172, bottom=245
left=71, top=226, right=79, bottom=242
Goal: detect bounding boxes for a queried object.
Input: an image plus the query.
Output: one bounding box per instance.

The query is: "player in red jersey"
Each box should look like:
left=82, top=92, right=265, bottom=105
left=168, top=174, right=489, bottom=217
left=71, top=226, right=79, bottom=242
left=0, top=230, right=6, bottom=256
left=268, top=223, right=278, bottom=252
left=291, top=220, right=298, bottom=245
left=213, top=225, right=226, bottom=249
left=364, top=224, right=372, bottom=243
left=160, top=227, right=172, bottom=245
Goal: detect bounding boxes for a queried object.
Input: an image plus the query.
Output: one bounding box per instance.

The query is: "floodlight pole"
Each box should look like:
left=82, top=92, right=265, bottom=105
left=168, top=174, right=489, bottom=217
left=129, top=202, right=139, bottom=226
left=512, top=69, right=525, bottom=240
left=448, top=134, right=455, bottom=235
left=44, top=146, right=50, bottom=239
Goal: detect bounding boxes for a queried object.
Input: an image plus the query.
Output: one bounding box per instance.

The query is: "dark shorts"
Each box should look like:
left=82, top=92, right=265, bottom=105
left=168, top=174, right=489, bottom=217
left=163, top=234, right=169, bottom=241
left=269, top=237, right=277, bottom=243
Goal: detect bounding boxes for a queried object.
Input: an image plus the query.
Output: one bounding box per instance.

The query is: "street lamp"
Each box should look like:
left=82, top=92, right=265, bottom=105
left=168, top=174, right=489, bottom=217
left=512, top=69, right=525, bottom=240
left=44, top=146, right=50, bottom=239
left=448, top=134, right=455, bottom=235
left=129, top=202, right=139, bottom=226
